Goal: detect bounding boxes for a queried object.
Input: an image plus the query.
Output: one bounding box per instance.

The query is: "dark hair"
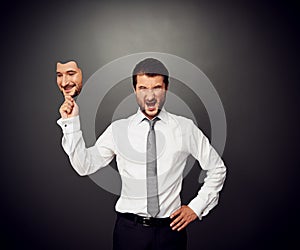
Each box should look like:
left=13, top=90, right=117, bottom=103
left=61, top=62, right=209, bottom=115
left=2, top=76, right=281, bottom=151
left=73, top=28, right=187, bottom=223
left=132, top=58, right=169, bottom=89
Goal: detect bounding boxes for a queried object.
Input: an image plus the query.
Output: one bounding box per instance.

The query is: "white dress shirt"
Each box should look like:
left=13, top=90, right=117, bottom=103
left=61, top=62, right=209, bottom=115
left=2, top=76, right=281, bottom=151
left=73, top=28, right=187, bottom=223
left=57, top=108, right=226, bottom=219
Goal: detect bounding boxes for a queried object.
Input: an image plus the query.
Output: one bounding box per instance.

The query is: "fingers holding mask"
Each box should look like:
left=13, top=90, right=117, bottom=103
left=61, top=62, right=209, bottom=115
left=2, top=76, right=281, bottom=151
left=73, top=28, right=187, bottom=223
left=59, top=96, right=78, bottom=118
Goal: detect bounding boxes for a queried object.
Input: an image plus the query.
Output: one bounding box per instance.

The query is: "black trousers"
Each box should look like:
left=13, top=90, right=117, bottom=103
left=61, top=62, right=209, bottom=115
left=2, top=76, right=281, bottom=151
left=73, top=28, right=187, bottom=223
left=113, top=213, right=187, bottom=250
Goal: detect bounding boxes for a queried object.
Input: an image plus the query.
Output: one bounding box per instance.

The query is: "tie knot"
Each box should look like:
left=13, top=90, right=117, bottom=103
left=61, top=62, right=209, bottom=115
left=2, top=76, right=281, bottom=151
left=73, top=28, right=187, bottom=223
left=146, top=117, right=159, bottom=130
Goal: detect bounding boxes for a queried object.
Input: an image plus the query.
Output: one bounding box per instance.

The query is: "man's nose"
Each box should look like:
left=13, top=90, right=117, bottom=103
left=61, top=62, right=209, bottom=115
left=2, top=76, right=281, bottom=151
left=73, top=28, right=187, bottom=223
left=145, top=89, right=155, bottom=100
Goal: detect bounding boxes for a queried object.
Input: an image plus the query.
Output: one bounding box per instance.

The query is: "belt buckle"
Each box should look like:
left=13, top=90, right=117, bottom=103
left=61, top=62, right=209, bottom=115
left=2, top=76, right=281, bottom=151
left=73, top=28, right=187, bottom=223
left=142, top=217, right=152, bottom=227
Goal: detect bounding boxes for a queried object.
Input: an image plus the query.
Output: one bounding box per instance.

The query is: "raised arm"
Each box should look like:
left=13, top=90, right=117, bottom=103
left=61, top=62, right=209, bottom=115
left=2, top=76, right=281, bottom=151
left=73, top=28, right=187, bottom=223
left=57, top=97, right=115, bottom=176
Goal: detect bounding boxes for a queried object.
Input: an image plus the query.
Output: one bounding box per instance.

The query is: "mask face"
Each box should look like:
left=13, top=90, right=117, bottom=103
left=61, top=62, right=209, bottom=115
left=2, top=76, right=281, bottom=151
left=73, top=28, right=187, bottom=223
left=56, top=61, right=82, bottom=97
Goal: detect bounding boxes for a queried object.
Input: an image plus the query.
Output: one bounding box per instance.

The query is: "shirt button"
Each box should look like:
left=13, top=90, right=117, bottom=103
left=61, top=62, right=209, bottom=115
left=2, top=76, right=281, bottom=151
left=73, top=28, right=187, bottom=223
left=64, top=124, right=67, bottom=127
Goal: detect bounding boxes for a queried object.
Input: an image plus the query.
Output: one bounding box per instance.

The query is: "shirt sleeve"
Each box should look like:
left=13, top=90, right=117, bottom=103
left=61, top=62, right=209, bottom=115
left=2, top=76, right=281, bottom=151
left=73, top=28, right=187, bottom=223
left=57, top=116, right=115, bottom=176
left=187, top=121, right=226, bottom=219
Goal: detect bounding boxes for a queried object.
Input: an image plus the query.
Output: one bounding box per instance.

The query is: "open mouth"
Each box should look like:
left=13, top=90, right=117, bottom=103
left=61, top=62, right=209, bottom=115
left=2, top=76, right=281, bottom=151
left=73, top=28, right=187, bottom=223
left=146, top=101, right=157, bottom=111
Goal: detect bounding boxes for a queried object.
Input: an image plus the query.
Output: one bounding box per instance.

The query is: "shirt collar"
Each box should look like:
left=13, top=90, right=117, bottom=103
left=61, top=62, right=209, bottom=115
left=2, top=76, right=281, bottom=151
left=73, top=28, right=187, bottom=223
left=132, top=107, right=169, bottom=125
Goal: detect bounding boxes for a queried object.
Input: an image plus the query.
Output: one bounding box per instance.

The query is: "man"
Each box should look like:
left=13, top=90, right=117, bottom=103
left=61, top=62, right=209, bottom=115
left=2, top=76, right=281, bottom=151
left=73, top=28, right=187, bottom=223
left=56, top=60, right=82, bottom=97
left=57, top=58, right=226, bottom=250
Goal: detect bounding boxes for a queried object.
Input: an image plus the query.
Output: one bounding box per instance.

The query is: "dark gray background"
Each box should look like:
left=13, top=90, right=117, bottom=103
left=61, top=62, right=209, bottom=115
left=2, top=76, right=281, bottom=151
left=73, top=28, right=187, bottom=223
left=1, top=0, right=299, bottom=249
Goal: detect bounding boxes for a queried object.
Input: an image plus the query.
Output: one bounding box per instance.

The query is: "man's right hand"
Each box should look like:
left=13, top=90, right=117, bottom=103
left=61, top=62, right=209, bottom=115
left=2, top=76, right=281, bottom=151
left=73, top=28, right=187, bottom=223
left=59, top=96, right=79, bottom=119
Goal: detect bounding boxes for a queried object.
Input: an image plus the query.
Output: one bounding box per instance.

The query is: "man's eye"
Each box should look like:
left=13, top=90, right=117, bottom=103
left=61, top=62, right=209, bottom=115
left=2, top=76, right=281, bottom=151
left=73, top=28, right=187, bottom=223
left=139, top=86, right=147, bottom=90
left=154, top=86, right=162, bottom=89
left=57, top=74, right=62, bottom=77
left=68, top=72, right=75, bottom=76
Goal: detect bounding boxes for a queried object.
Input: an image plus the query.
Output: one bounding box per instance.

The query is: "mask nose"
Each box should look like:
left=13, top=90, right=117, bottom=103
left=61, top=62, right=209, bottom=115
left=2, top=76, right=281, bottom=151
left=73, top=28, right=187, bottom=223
left=61, top=75, right=69, bottom=87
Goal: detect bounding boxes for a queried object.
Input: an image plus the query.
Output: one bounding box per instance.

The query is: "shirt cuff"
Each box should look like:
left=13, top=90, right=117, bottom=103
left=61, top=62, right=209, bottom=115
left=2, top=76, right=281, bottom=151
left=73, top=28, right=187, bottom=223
left=57, top=115, right=80, bottom=134
left=187, top=198, right=207, bottom=220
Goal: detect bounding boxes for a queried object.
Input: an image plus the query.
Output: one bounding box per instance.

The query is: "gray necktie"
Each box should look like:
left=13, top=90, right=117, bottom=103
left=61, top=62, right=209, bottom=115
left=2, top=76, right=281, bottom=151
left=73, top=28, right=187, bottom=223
left=146, top=117, right=160, bottom=217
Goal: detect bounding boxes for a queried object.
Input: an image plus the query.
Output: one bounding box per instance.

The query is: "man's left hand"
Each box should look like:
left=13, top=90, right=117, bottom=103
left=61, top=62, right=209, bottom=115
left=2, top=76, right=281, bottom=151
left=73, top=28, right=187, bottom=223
left=170, top=205, right=198, bottom=231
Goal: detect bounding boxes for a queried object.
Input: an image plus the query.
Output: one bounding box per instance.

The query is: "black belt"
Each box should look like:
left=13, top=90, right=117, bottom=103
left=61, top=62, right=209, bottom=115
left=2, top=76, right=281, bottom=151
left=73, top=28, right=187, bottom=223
left=117, top=212, right=172, bottom=227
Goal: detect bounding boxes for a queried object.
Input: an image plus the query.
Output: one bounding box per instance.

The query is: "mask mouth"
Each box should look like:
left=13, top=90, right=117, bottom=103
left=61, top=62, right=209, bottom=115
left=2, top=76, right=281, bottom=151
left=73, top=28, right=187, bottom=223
left=63, top=83, right=76, bottom=90
left=62, top=83, right=78, bottom=97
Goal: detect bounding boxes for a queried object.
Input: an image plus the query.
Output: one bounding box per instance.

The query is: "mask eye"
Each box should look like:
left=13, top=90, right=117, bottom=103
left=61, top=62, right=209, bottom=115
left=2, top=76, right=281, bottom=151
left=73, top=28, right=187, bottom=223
left=68, top=71, right=76, bottom=76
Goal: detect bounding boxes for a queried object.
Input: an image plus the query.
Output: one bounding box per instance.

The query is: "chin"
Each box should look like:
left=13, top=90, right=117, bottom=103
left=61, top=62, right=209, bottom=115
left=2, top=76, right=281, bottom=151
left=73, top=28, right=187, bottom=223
left=146, top=110, right=158, bottom=118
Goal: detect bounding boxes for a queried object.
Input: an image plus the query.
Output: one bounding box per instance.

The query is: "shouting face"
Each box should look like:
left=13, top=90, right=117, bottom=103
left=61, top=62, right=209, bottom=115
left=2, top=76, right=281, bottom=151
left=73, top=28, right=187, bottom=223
left=134, top=74, right=167, bottom=120
left=56, top=61, right=82, bottom=97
